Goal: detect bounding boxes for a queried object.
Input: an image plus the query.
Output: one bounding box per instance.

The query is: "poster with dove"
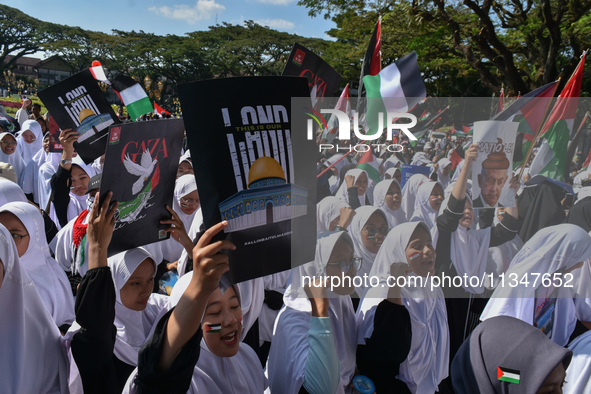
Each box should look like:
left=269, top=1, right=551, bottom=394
left=38, top=68, right=120, bottom=163
left=98, top=118, right=184, bottom=256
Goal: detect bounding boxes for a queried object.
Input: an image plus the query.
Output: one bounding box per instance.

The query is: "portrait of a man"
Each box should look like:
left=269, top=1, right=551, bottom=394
left=474, top=150, right=510, bottom=208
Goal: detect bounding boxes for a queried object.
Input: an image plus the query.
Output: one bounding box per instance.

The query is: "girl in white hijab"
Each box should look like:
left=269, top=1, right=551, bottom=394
left=316, top=195, right=349, bottom=232
left=123, top=221, right=268, bottom=393
left=401, top=173, right=429, bottom=221
left=0, top=132, right=25, bottom=180
left=336, top=168, right=369, bottom=208
left=383, top=167, right=401, bottom=184
left=0, top=176, right=27, bottom=205
left=325, top=153, right=348, bottom=194
left=0, top=201, right=74, bottom=330
left=480, top=223, right=591, bottom=347
left=267, top=231, right=358, bottom=394
left=0, top=222, right=70, bottom=393
left=409, top=181, right=444, bottom=229
left=357, top=221, right=449, bottom=393
left=435, top=158, right=452, bottom=190
left=373, top=179, right=406, bottom=228
left=20, top=132, right=60, bottom=204
left=349, top=206, right=388, bottom=297
left=16, top=119, right=43, bottom=163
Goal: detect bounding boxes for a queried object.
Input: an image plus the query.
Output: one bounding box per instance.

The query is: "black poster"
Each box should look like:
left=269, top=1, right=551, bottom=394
left=38, top=69, right=120, bottom=163
left=178, top=76, right=317, bottom=283
left=99, top=119, right=184, bottom=256
left=282, top=43, right=342, bottom=105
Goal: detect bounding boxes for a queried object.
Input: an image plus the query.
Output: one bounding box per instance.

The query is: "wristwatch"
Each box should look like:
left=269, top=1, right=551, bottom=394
left=61, top=159, right=73, bottom=165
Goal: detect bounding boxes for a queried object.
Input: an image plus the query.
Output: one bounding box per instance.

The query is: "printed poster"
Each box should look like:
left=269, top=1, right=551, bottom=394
left=472, top=120, right=519, bottom=208
left=46, top=113, right=63, bottom=153
left=178, top=76, right=317, bottom=283
left=283, top=43, right=342, bottom=106
left=400, top=164, right=431, bottom=189
left=98, top=119, right=184, bottom=256
left=38, top=68, right=120, bottom=163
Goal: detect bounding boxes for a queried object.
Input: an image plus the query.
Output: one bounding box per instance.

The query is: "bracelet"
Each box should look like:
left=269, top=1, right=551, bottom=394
left=334, top=225, right=347, bottom=232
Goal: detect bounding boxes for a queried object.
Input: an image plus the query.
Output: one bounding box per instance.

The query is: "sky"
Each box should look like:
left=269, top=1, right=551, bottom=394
left=4, top=0, right=337, bottom=54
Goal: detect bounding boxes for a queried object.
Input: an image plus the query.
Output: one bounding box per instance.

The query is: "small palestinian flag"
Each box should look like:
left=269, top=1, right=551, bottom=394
left=205, top=324, right=222, bottom=333
left=498, top=367, right=520, bottom=384
left=112, top=75, right=153, bottom=121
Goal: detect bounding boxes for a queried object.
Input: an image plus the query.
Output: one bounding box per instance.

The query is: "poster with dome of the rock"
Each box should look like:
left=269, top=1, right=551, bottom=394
left=38, top=68, right=120, bottom=164
left=178, top=76, right=317, bottom=284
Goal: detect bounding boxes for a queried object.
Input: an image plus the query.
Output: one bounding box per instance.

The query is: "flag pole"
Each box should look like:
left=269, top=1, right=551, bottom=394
left=516, top=77, right=562, bottom=180
left=564, top=111, right=590, bottom=181
left=317, top=144, right=363, bottom=178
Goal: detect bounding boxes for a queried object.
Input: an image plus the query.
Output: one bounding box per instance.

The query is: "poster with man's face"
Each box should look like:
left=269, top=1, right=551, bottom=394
left=472, top=121, right=519, bottom=209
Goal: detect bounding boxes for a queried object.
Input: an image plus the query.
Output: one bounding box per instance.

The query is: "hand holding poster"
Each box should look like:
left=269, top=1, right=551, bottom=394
left=98, top=119, right=184, bottom=256
left=178, top=76, right=316, bottom=283
left=472, top=121, right=519, bottom=208
left=38, top=69, right=120, bottom=163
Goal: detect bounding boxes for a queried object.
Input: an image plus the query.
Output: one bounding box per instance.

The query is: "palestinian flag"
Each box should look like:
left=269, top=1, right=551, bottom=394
left=112, top=75, right=153, bottom=121
left=356, top=17, right=381, bottom=129
left=357, top=148, right=381, bottom=183
left=205, top=324, right=222, bottom=333
left=449, top=148, right=463, bottom=173
left=154, top=102, right=171, bottom=117
left=532, top=53, right=586, bottom=181
left=363, top=52, right=427, bottom=136
left=498, top=367, right=520, bottom=384
left=324, top=83, right=351, bottom=141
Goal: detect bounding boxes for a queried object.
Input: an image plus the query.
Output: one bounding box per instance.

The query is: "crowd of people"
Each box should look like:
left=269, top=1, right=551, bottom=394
left=0, top=95, right=591, bottom=394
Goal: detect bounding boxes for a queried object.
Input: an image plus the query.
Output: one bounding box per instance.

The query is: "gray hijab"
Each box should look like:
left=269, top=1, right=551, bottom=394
left=451, top=315, right=572, bottom=393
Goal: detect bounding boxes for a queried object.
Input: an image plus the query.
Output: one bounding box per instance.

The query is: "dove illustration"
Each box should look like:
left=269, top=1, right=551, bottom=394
left=123, top=150, right=158, bottom=194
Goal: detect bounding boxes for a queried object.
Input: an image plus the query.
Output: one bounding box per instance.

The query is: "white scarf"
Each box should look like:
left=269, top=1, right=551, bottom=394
left=108, top=248, right=169, bottom=366
left=335, top=168, right=368, bottom=206
left=268, top=231, right=357, bottom=394
left=409, top=181, right=442, bottom=229
left=0, top=177, right=27, bottom=205
left=373, top=179, right=406, bottom=228
left=481, top=223, right=591, bottom=346
left=401, top=173, right=429, bottom=221
left=357, top=221, right=449, bottom=394
left=16, top=119, right=43, bottom=163
left=0, top=132, right=26, bottom=181
left=0, top=201, right=75, bottom=328
left=0, top=223, right=70, bottom=393
left=316, top=195, right=349, bottom=232
left=436, top=158, right=452, bottom=190
left=325, top=154, right=348, bottom=195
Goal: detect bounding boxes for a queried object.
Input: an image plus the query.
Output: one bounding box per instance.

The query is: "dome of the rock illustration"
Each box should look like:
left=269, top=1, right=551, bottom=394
left=78, top=108, right=96, bottom=123
left=248, top=156, right=286, bottom=187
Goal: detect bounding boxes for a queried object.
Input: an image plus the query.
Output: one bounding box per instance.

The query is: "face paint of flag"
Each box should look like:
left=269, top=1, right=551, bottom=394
left=205, top=324, right=222, bottom=333
left=409, top=252, right=421, bottom=261
left=498, top=367, right=520, bottom=384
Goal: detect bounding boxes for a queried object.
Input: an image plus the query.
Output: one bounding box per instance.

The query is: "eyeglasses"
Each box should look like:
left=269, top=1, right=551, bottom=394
left=327, top=256, right=362, bottom=273
left=1, top=140, right=16, bottom=146
left=363, top=226, right=389, bottom=239
left=180, top=197, right=199, bottom=207
left=11, top=233, right=29, bottom=246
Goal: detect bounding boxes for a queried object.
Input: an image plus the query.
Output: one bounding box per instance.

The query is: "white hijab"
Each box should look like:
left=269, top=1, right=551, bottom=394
left=316, top=195, right=349, bottom=232
left=108, top=248, right=169, bottom=366
left=383, top=167, right=400, bottom=181
left=325, top=153, right=347, bottom=194
left=0, top=177, right=27, bottom=205
left=357, top=221, right=449, bottom=394
left=0, top=223, right=70, bottom=394
left=336, top=168, right=368, bottom=206
left=0, top=132, right=25, bottom=181
left=267, top=231, right=357, bottom=394
left=349, top=206, right=387, bottom=293
left=409, top=181, right=442, bottom=229
left=373, top=179, right=406, bottom=228
left=401, top=173, right=429, bottom=221
left=0, top=201, right=75, bottom=328
left=436, top=158, right=452, bottom=190
left=481, top=224, right=591, bottom=346
left=16, top=119, right=43, bottom=163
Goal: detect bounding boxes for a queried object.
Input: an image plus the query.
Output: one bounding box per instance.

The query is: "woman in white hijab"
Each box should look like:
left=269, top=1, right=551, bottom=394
left=435, top=158, right=452, bottom=190
left=357, top=221, right=449, bottom=393
left=20, top=132, right=60, bottom=204
left=480, top=223, right=591, bottom=347
left=123, top=221, right=268, bottom=393
left=373, top=179, right=406, bottom=228
left=409, top=181, right=444, bottom=229
left=383, top=167, right=401, bottom=184
left=325, top=153, right=348, bottom=194
left=0, top=222, right=70, bottom=393
left=316, top=195, right=350, bottom=232
left=267, top=231, right=358, bottom=394
left=0, top=132, right=25, bottom=180
left=336, top=168, right=369, bottom=208
left=349, top=206, right=388, bottom=297
left=401, top=173, right=429, bottom=221
left=16, top=119, right=43, bottom=163
left=0, top=201, right=74, bottom=330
